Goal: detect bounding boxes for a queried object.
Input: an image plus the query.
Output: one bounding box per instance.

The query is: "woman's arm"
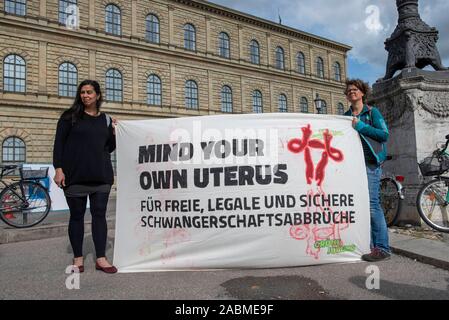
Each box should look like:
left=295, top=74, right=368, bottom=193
left=53, top=118, right=70, bottom=168
left=107, top=117, right=116, bottom=153
left=53, top=118, right=70, bottom=187
left=354, top=108, right=389, bottom=142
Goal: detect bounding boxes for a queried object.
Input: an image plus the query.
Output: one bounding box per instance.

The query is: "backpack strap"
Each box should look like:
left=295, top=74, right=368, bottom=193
left=366, top=105, right=373, bottom=126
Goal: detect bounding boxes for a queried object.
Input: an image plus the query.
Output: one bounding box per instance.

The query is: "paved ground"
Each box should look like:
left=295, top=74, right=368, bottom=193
left=2, top=195, right=449, bottom=302
left=1, top=234, right=449, bottom=300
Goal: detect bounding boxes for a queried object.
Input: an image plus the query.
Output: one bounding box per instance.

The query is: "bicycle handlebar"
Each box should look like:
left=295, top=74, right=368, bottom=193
left=0, top=164, right=19, bottom=170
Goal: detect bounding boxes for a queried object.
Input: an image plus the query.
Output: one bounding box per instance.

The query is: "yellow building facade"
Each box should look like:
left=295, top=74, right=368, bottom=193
left=0, top=0, right=350, bottom=166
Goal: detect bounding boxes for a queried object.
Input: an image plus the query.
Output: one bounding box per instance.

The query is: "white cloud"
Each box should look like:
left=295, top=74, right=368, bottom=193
left=209, top=0, right=449, bottom=77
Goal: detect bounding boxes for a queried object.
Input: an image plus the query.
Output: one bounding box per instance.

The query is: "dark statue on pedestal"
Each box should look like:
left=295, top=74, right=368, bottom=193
left=383, top=0, right=447, bottom=80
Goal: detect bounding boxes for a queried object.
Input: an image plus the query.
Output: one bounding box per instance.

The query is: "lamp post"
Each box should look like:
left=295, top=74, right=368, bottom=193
left=314, top=93, right=323, bottom=114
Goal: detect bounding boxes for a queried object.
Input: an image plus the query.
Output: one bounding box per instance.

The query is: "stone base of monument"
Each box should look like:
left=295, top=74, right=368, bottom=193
left=372, top=67, right=449, bottom=226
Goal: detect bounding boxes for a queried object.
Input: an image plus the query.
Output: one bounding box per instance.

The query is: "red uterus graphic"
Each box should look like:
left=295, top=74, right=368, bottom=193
left=287, top=124, right=344, bottom=186
left=287, top=124, right=347, bottom=259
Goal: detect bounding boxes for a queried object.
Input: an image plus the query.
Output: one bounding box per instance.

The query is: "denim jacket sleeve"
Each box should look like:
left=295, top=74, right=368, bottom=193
left=354, top=107, right=389, bottom=143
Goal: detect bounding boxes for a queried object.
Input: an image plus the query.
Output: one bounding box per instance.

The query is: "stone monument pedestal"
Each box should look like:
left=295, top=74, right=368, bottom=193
left=372, top=68, right=449, bottom=225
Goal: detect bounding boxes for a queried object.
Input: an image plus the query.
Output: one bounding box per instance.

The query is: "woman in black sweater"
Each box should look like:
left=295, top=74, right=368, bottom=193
left=53, top=79, right=117, bottom=274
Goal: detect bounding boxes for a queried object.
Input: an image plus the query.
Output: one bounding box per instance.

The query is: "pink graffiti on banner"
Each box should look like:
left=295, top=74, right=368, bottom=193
left=160, top=228, right=191, bottom=265
left=287, top=124, right=349, bottom=259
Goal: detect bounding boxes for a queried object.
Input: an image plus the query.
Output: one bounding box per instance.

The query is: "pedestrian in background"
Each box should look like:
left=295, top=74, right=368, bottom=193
left=344, top=78, right=391, bottom=262
left=53, top=79, right=117, bottom=273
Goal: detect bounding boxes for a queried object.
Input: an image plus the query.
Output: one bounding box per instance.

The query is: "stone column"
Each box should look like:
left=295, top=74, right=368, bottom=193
left=207, top=70, right=213, bottom=113
left=38, top=41, right=47, bottom=95
left=330, top=92, right=334, bottom=114
left=131, top=0, right=138, bottom=39
left=240, top=76, right=244, bottom=113
left=89, top=0, right=96, bottom=31
left=89, top=49, right=96, bottom=80
left=168, top=5, right=175, bottom=49
left=205, top=16, right=211, bottom=55
left=266, top=32, right=271, bottom=68
left=132, top=57, right=139, bottom=102
left=291, top=84, right=295, bottom=112
left=371, top=68, right=449, bottom=225
left=308, top=45, right=313, bottom=77
left=311, top=88, right=317, bottom=114
left=238, top=24, right=244, bottom=62
left=39, top=0, right=47, bottom=25
left=170, top=64, right=176, bottom=108
left=289, top=39, right=294, bottom=73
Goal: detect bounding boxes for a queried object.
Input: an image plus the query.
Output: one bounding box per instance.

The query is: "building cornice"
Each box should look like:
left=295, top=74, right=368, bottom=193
left=172, top=0, right=352, bottom=53
left=0, top=18, right=347, bottom=91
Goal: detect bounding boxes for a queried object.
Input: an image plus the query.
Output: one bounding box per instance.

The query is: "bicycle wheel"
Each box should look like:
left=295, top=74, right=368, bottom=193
left=416, top=179, right=449, bottom=233
left=0, top=181, right=51, bottom=228
left=380, top=177, right=401, bottom=227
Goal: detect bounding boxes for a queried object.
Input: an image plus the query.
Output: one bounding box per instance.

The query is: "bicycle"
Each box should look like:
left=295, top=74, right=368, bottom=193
left=0, top=164, right=51, bottom=228
left=380, top=156, right=405, bottom=227
left=416, top=134, right=449, bottom=233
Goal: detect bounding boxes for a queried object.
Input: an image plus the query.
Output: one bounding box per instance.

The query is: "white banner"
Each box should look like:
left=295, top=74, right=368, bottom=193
left=113, top=113, right=370, bottom=272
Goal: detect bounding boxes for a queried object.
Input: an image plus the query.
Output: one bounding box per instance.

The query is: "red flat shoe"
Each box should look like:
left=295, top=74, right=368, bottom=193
left=95, top=262, right=117, bottom=274
left=71, top=265, right=84, bottom=273
left=72, top=259, right=84, bottom=273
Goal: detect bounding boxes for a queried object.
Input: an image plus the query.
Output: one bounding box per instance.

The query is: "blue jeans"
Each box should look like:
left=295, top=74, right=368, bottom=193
left=366, top=165, right=390, bottom=253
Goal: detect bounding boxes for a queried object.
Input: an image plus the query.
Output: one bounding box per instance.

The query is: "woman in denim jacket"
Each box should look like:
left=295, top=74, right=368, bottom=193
left=344, top=79, right=391, bottom=262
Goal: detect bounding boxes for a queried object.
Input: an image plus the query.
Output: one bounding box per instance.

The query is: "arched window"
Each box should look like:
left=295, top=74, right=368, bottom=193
left=185, top=80, right=198, bottom=109
left=299, top=97, right=308, bottom=113
left=3, top=54, right=26, bottom=93
left=105, top=68, right=122, bottom=102
left=2, top=136, right=25, bottom=164
left=316, top=57, right=324, bottom=78
left=59, top=0, right=77, bottom=25
left=337, top=102, right=345, bottom=115
left=147, top=74, right=162, bottom=106
left=278, top=94, right=287, bottom=112
left=105, top=4, right=121, bottom=35
left=318, top=99, right=327, bottom=114
left=249, top=40, right=260, bottom=65
left=275, top=46, right=285, bottom=70
left=58, top=62, right=77, bottom=97
left=334, top=62, right=342, bottom=81
left=218, top=32, right=230, bottom=58
left=297, top=52, right=305, bottom=74
left=252, top=90, right=263, bottom=113
left=5, top=0, right=26, bottom=16
left=221, top=85, right=232, bottom=113
left=184, top=23, right=196, bottom=51
left=146, top=14, right=160, bottom=44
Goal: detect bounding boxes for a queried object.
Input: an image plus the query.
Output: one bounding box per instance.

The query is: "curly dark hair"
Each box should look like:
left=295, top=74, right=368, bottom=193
left=344, top=79, right=370, bottom=103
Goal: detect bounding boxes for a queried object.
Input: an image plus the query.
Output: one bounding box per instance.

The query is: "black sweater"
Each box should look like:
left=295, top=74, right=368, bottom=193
left=53, top=112, right=116, bottom=186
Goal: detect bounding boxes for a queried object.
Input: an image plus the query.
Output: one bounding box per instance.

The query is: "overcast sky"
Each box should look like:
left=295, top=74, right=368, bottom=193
left=209, top=0, right=449, bottom=85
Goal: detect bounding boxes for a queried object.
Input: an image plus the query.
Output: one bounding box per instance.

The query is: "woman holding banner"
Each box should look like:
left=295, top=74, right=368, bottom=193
left=53, top=79, right=117, bottom=273
left=344, top=79, right=391, bottom=262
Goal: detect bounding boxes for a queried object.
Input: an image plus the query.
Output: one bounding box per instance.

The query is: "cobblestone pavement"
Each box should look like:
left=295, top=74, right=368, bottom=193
left=390, top=225, right=449, bottom=243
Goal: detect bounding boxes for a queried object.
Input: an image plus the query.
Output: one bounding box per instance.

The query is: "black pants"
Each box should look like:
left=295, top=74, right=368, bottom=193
left=66, top=192, right=110, bottom=258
